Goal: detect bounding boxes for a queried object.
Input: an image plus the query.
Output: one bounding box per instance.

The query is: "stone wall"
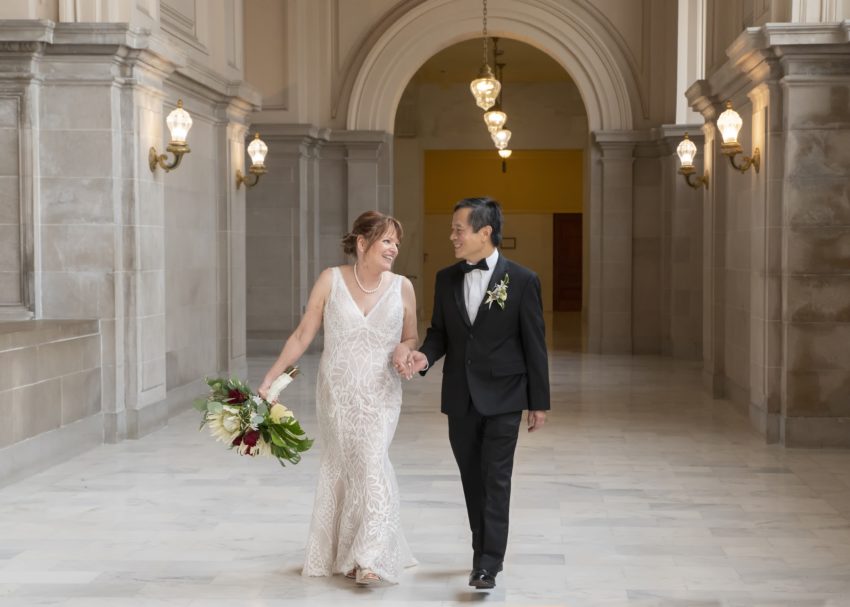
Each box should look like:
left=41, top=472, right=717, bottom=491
left=689, top=21, right=850, bottom=446
left=0, top=320, right=101, bottom=486
left=0, top=15, right=258, bottom=484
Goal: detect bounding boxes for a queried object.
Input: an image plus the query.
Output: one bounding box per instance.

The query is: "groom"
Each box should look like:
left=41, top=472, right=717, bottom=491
left=408, top=197, right=550, bottom=590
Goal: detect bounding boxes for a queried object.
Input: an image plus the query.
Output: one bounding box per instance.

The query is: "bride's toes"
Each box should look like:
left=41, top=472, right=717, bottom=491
left=355, top=568, right=381, bottom=586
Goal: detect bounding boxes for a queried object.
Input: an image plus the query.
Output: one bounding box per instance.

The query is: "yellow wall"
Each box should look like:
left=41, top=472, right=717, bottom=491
left=422, top=150, right=583, bottom=315
left=424, top=150, right=583, bottom=214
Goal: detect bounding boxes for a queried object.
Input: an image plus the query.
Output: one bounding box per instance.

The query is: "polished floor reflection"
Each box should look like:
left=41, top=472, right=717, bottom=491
left=1, top=352, right=849, bottom=606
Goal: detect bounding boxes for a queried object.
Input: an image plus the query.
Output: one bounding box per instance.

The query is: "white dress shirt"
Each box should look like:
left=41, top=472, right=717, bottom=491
left=464, top=249, right=500, bottom=324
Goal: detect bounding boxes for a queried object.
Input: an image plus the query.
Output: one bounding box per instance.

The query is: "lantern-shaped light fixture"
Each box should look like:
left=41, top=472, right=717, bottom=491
left=716, top=100, right=760, bottom=173
left=236, top=133, right=269, bottom=189
left=676, top=133, right=708, bottom=189
left=717, top=101, right=743, bottom=151
left=498, top=148, right=512, bottom=173
left=166, top=99, right=192, bottom=144
left=483, top=105, right=507, bottom=133
left=469, top=0, right=500, bottom=111
left=492, top=128, right=511, bottom=150
left=471, top=64, right=500, bottom=111
left=676, top=134, right=697, bottom=169
left=149, top=99, right=193, bottom=173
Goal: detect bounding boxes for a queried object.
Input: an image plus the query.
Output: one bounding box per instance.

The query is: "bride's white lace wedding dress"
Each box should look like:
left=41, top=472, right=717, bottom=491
left=302, top=267, right=416, bottom=582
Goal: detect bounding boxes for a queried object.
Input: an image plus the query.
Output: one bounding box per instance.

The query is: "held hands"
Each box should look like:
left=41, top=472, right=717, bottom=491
left=392, top=344, right=414, bottom=380
left=392, top=346, right=429, bottom=380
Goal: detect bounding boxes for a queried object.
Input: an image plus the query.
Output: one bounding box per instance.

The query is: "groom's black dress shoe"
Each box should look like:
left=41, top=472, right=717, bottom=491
left=468, top=569, right=497, bottom=589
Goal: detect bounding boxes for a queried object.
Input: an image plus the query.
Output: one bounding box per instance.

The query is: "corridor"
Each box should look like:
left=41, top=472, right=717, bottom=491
left=1, top=352, right=849, bottom=606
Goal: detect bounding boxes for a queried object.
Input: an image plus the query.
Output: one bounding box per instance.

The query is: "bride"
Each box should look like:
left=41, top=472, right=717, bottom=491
left=258, top=211, right=418, bottom=585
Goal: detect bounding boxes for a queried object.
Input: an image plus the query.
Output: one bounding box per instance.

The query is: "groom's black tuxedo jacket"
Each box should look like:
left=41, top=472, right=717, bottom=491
left=420, top=255, right=550, bottom=416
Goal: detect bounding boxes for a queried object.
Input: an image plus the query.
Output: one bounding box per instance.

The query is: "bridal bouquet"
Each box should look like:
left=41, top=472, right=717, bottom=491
left=193, top=367, right=313, bottom=466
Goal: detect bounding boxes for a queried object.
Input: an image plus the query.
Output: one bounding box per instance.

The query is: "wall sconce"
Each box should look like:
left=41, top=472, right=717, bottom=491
left=676, top=133, right=708, bottom=189
left=235, top=133, right=269, bottom=189
left=498, top=148, right=511, bottom=173
left=717, top=100, right=760, bottom=173
left=149, top=99, right=193, bottom=173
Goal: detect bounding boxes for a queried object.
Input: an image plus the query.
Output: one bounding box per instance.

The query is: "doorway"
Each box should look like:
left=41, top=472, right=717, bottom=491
left=552, top=212, right=583, bottom=350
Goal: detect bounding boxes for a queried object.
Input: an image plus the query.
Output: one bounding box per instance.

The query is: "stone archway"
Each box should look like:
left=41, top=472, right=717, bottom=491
left=346, top=0, right=639, bottom=133
left=346, top=0, right=644, bottom=353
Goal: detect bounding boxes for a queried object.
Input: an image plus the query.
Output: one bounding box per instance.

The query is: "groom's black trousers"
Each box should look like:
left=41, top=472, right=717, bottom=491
left=448, top=406, right=522, bottom=573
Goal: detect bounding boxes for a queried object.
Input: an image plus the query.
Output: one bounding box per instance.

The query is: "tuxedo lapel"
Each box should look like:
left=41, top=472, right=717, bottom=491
left=452, top=265, right=472, bottom=328
left=472, top=254, right=509, bottom=329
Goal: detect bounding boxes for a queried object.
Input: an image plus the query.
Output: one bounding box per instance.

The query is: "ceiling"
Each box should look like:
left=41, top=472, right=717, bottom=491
left=414, top=38, right=572, bottom=84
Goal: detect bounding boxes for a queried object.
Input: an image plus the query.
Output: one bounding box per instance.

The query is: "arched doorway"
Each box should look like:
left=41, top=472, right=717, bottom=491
left=344, top=0, right=642, bottom=353
left=392, top=38, right=588, bottom=350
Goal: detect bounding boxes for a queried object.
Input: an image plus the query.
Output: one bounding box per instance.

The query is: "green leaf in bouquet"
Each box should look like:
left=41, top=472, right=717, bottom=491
left=255, top=401, right=268, bottom=416
left=279, top=425, right=307, bottom=443
left=268, top=428, right=288, bottom=448
left=250, top=414, right=264, bottom=426
left=193, top=398, right=209, bottom=412
left=208, top=401, right=224, bottom=414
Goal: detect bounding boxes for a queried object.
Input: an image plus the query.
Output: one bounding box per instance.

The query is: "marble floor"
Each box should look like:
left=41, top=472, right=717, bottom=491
left=1, top=352, right=850, bottom=606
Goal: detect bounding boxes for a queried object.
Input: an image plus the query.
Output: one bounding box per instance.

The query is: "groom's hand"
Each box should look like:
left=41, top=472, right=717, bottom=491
left=408, top=350, right=429, bottom=375
left=527, top=410, right=546, bottom=432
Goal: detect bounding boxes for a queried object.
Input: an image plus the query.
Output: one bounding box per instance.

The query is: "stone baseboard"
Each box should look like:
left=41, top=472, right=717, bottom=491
left=0, top=414, right=102, bottom=488
left=781, top=416, right=850, bottom=448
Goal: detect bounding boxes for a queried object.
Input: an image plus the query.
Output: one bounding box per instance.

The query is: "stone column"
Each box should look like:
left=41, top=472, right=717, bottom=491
left=217, top=103, right=255, bottom=381
left=591, top=133, right=637, bottom=354
left=748, top=79, right=783, bottom=442
left=659, top=125, right=705, bottom=360
left=244, top=125, right=327, bottom=355
left=333, top=131, right=391, bottom=228
left=118, top=58, right=173, bottom=441
left=780, top=47, right=850, bottom=446
left=700, top=120, right=725, bottom=398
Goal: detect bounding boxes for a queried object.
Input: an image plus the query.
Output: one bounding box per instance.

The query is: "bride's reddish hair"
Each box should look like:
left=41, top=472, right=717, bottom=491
left=341, top=211, right=403, bottom=257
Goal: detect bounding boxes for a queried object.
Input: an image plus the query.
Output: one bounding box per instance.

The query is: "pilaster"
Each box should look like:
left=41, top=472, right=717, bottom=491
left=592, top=133, right=637, bottom=354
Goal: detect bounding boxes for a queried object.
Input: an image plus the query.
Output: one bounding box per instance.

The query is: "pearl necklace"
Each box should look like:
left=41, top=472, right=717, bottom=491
left=353, top=263, right=383, bottom=294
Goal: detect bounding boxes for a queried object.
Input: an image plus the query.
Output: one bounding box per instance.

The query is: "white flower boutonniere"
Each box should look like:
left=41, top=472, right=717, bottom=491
left=484, top=273, right=510, bottom=310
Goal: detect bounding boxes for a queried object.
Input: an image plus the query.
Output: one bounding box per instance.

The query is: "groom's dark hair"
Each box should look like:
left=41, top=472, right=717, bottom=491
left=454, top=197, right=503, bottom=247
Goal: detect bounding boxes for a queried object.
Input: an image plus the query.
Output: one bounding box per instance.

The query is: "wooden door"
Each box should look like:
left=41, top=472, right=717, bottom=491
left=553, top=213, right=582, bottom=311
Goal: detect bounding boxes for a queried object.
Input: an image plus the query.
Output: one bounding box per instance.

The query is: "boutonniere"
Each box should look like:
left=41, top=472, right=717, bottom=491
left=484, top=273, right=510, bottom=310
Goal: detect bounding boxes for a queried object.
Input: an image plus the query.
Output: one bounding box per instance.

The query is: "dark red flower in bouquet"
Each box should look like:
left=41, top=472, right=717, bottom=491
left=226, top=389, right=248, bottom=404
left=232, top=434, right=243, bottom=446
left=242, top=429, right=260, bottom=447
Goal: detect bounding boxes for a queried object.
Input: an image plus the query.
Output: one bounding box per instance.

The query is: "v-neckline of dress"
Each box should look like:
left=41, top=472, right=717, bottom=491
left=336, top=267, right=394, bottom=320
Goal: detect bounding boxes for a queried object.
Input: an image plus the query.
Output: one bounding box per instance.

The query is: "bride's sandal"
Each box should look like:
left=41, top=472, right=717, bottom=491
left=345, top=568, right=357, bottom=579
left=355, top=568, right=381, bottom=586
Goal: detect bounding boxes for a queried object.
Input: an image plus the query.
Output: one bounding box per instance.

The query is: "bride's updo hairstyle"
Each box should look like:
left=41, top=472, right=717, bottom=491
left=341, top=211, right=403, bottom=257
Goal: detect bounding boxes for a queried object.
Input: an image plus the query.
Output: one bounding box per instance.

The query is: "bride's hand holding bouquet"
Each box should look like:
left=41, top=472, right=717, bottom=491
left=194, top=366, right=313, bottom=466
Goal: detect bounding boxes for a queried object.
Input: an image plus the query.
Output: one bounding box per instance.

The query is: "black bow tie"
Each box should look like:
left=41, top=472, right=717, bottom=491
left=461, top=259, right=489, bottom=274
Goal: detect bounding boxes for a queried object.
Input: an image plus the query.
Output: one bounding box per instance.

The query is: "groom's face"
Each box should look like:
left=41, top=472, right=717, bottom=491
left=450, top=208, right=491, bottom=262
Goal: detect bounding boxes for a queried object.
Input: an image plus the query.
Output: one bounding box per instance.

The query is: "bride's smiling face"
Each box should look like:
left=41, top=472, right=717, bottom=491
left=359, top=227, right=400, bottom=272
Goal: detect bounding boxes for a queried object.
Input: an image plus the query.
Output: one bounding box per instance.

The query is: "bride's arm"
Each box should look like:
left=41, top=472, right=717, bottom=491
left=392, top=277, right=419, bottom=378
left=258, top=268, right=333, bottom=399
